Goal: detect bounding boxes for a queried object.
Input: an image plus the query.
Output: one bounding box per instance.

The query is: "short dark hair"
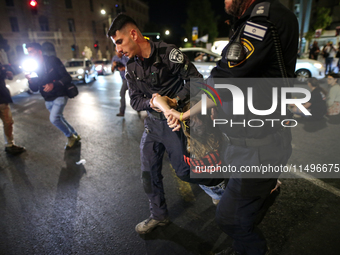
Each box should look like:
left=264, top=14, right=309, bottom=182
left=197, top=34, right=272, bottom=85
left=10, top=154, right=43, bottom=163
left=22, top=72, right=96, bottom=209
left=328, top=72, right=339, bottom=79
left=107, top=14, right=138, bottom=38
left=25, top=42, right=42, bottom=51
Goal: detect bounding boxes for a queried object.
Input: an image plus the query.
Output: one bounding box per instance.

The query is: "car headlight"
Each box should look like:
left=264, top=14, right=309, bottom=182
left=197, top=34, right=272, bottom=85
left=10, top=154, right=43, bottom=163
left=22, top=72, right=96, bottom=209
left=95, top=65, right=102, bottom=71
left=313, top=63, right=323, bottom=69
left=77, top=69, right=84, bottom=74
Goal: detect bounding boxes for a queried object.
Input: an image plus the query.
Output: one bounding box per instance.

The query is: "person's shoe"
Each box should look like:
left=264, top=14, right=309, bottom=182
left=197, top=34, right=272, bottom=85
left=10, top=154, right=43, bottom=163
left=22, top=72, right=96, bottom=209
left=215, top=247, right=242, bottom=255
left=5, top=144, right=26, bottom=155
left=212, top=198, right=220, bottom=205
left=65, top=134, right=78, bottom=149
left=135, top=216, right=170, bottom=234
left=75, top=134, right=81, bottom=142
left=116, top=112, right=124, bottom=117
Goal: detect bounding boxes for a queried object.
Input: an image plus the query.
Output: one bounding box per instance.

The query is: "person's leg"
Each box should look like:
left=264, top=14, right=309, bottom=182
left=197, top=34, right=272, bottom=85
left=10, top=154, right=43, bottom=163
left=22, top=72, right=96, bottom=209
left=0, top=103, right=14, bottom=146
left=46, top=96, right=74, bottom=137
left=139, top=118, right=167, bottom=221
left=118, top=79, right=128, bottom=115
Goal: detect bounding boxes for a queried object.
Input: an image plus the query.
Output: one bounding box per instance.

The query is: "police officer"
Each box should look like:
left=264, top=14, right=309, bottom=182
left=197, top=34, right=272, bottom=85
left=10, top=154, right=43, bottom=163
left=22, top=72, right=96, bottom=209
left=209, top=0, right=298, bottom=254
left=107, top=14, right=202, bottom=234
left=25, top=43, right=80, bottom=149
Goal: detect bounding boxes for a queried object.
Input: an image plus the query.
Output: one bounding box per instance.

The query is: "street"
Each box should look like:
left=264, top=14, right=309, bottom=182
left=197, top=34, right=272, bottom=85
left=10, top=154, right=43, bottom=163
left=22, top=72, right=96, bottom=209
left=0, top=72, right=340, bottom=255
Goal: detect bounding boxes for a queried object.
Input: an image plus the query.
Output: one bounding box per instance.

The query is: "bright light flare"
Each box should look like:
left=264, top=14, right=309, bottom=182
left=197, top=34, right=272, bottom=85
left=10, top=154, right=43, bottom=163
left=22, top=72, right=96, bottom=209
left=22, top=59, right=38, bottom=72
left=101, top=9, right=106, bottom=15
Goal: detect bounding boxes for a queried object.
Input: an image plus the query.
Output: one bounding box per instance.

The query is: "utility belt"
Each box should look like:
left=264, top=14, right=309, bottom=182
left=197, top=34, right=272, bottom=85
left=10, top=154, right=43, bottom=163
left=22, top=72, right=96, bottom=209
left=147, top=111, right=167, bottom=120
left=222, top=128, right=288, bottom=147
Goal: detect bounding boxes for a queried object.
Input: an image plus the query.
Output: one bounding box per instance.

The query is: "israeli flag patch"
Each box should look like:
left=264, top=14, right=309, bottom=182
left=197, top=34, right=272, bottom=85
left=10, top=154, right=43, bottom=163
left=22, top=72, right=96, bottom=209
left=243, top=21, right=267, bottom=41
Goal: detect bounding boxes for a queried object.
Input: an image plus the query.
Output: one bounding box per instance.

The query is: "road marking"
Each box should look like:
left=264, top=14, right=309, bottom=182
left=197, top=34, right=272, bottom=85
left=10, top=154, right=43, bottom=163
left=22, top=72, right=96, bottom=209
left=23, top=101, right=36, bottom=107
left=170, top=165, right=196, bottom=202
left=291, top=170, right=340, bottom=197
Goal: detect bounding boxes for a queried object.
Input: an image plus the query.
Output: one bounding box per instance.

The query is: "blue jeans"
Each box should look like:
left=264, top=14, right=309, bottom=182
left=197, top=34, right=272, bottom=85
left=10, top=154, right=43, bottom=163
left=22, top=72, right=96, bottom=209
left=45, top=96, right=77, bottom=137
left=199, top=181, right=225, bottom=200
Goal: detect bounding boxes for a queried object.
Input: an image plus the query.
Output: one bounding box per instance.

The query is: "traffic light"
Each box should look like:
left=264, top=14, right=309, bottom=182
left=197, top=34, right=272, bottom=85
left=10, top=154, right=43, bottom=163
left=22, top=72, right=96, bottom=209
left=71, top=44, right=76, bottom=51
left=29, top=0, right=38, bottom=15
left=94, top=41, right=99, bottom=50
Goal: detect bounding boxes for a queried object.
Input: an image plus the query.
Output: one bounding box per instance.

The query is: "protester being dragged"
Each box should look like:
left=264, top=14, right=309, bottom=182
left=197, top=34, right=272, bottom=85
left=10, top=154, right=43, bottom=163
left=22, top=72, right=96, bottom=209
left=326, top=73, right=340, bottom=115
left=291, top=78, right=327, bottom=120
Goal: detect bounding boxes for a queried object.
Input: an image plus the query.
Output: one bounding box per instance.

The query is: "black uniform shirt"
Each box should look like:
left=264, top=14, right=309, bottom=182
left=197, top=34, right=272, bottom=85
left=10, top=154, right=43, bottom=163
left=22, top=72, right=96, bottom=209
left=309, top=88, right=327, bottom=119
left=210, top=0, right=299, bottom=138
left=126, top=40, right=202, bottom=112
left=28, top=56, right=72, bottom=101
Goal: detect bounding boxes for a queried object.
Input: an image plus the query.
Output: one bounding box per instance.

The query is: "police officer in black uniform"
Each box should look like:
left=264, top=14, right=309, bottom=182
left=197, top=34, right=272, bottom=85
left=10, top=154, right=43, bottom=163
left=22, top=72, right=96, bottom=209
left=107, top=14, right=203, bottom=234
left=209, top=0, right=299, bottom=254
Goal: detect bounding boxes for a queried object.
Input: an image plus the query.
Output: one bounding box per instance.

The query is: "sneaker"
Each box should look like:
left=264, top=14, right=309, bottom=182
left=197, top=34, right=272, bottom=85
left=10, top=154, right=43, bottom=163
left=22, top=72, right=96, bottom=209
left=65, top=134, right=78, bottom=149
left=75, top=134, right=81, bottom=142
left=212, top=198, right=220, bottom=205
left=215, top=247, right=242, bottom=255
left=135, top=216, right=170, bottom=234
left=116, top=112, right=124, bottom=117
left=5, top=144, right=26, bottom=155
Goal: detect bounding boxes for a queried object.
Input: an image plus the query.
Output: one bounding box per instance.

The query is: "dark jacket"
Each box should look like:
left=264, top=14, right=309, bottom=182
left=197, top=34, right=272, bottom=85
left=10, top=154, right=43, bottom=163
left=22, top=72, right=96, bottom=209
left=210, top=0, right=299, bottom=138
left=0, top=62, right=13, bottom=104
left=28, top=56, right=72, bottom=101
left=125, top=40, right=202, bottom=112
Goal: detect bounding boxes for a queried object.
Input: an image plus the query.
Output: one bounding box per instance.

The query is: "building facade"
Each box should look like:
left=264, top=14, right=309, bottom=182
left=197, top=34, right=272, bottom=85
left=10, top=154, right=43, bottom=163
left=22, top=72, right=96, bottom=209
left=0, top=0, right=149, bottom=63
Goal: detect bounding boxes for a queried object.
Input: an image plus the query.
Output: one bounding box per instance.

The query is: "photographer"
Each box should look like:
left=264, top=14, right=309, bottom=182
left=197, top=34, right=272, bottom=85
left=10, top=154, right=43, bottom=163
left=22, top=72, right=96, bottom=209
left=25, top=43, right=80, bottom=149
left=111, top=49, right=129, bottom=117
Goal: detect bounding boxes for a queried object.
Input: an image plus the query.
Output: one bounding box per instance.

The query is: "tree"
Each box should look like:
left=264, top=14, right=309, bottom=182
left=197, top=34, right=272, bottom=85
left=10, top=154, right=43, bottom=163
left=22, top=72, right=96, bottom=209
left=183, top=0, right=218, bottom=44
left=305, top=7, right=332, bottom=42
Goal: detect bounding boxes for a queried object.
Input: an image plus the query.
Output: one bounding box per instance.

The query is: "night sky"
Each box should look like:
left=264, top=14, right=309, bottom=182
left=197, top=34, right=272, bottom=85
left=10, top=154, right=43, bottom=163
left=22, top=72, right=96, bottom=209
left=145, top=0, right=230, bottom=45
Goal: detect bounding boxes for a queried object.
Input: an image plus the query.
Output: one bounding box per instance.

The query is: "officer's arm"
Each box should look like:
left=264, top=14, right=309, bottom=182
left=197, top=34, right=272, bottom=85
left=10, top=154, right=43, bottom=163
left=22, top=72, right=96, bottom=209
left=166, top=47, right=203, bottom=102
left=53, top=57, right=72, bottom=87
left=126, top=74, right=152, bottom=111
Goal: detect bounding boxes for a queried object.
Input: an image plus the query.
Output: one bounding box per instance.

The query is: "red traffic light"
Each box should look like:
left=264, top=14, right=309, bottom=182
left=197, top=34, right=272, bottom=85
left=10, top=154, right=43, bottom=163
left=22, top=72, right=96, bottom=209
left=30, top=0, right=37, bottom=7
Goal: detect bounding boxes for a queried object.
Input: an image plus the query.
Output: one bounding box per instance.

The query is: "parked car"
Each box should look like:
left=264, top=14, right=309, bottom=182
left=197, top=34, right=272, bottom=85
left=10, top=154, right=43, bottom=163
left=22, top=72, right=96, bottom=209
left=65, top=58, right=98, bottom=84
left=295, top=58, right=324, bottom=82
left=180, top=47, right=222, bottom=79
left=4, top=64, right=30, bottom=97
left=94, top=59, right=113, bottom=75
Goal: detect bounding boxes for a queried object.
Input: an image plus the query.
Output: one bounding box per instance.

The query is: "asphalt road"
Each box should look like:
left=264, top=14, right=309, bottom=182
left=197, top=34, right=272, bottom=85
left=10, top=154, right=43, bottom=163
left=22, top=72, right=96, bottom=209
left=0, top=72, right=339, bottom=255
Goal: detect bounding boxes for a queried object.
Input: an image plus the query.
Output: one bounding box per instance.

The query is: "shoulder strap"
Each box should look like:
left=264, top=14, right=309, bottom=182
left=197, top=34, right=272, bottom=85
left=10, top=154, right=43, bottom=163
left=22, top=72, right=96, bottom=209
left=250, top=2, right=270, bottom=19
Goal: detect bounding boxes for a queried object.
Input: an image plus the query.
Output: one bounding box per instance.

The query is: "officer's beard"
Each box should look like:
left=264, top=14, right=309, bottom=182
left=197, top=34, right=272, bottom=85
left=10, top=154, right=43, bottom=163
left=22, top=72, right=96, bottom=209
left=225, top=0, right=250, bottom=18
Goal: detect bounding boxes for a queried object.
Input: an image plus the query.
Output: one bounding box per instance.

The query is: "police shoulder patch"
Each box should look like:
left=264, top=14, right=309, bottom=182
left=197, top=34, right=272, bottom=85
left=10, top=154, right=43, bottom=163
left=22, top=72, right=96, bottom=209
left=244, top=21, right=267, bottom=41
left=169, top=48, right=184, bottom=63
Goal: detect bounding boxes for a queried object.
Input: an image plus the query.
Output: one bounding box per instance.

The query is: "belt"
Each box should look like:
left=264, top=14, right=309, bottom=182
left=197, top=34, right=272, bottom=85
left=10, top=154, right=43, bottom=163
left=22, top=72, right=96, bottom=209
left=222, top=132, right=278, bottom=147
left=147, top=111, right=167, bottom=120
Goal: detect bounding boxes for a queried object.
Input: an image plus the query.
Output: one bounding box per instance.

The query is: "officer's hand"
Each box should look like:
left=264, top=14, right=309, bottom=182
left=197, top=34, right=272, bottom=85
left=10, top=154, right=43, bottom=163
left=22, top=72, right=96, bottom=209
left=150, top=93, right=162, bottom=112
left=118, top=66, right=125, bottom=72
left=167, top=114, right=181, bottom=132
left=164, top=108, right=181, bottom=120
left=43, top=83, right=54, bottom=92
left=6, top=71, right=13, bottom=80
left=165, top=96, right=178, bottom=109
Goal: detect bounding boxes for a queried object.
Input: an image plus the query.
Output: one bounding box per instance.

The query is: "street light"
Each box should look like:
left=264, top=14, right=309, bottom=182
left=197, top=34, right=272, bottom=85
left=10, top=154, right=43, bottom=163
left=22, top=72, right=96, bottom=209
left=156, top=35, right=160, bottom=40
left=101, top=9, right=106, bottom=15
left=165, top=30, right=170, bottom=36
left=184, top=38, right=188, bottom=43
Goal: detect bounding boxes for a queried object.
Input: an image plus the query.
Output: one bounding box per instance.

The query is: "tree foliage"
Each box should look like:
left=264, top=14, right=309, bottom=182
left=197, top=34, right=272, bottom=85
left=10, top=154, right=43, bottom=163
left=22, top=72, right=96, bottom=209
left=183, top=0, right=218, bottom=43
left=305, top=7, right=332, bottom=42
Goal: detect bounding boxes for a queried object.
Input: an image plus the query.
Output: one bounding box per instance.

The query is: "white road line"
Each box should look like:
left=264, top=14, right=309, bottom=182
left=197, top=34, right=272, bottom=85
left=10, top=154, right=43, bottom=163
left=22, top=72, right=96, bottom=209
left=23, top=101, right=36, bottom=107
left=291, top=170, right=340, bottom=197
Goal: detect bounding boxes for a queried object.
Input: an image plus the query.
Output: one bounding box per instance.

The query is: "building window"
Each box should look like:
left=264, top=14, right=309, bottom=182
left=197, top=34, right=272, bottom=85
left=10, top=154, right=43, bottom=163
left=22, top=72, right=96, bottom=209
left=43, top=1, right=50, bottom=4
left=92, top=20, right=96, bottom=34
left=5, top=0, right=14, bottom=6
left=9, top=17, right=19, bottom=32
left=89, top=0, right=94, bottom=12
left=39, top=16, right=49, bottom=31
left=68, top=19, right=76, bottom=32
left=65, top=0, right=73, bottom=9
